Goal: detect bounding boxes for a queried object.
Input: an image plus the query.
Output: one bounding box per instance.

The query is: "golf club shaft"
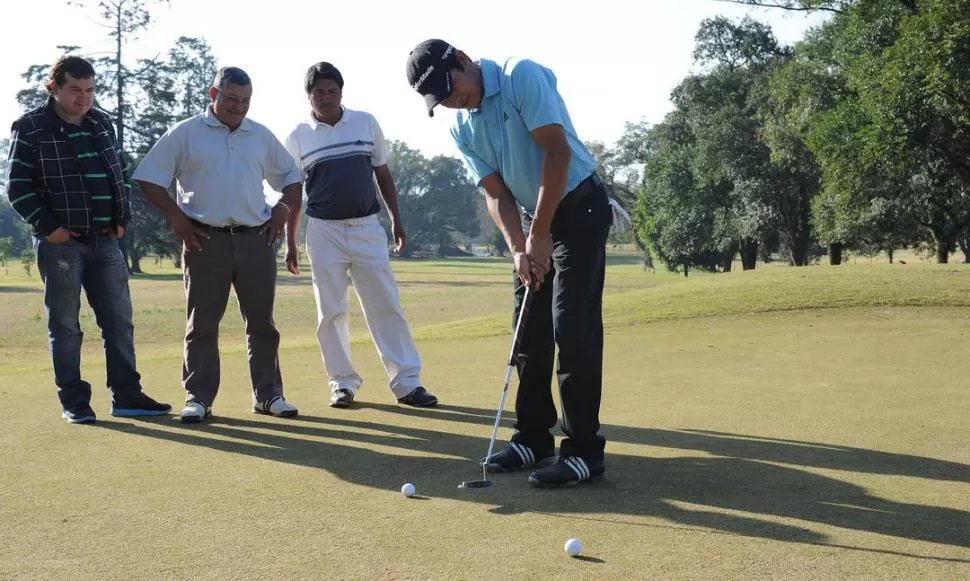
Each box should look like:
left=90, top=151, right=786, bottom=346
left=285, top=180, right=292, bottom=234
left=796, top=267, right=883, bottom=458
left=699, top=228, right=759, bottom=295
left=482, top=286, right=532, bottom=465
left=483, top=364, right=515, bottom=464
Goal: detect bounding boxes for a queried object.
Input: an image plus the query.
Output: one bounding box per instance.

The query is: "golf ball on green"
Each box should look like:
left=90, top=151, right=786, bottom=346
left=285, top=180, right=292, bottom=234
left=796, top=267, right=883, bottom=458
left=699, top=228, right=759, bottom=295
left=401, top=483, right=416, bottom=497
left=564, top=538, right=582, bottom=557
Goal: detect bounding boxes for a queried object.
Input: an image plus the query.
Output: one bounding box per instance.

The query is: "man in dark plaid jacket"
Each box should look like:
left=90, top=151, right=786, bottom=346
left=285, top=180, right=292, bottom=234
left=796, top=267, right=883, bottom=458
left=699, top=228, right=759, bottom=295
left=4, top=55, right=171, bottom=423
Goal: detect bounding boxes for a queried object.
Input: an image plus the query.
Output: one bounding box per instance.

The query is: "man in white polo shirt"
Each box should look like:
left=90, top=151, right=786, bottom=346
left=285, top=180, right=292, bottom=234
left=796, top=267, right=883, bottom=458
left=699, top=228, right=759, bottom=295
left=283, top=61, right=437, bottom=409
left=133, top=66, right=304, bottom=423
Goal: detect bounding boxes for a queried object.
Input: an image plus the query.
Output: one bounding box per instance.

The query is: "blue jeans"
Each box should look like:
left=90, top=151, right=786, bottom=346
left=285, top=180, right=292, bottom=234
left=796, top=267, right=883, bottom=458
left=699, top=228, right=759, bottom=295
left=35, top=235, right=142, bottom=409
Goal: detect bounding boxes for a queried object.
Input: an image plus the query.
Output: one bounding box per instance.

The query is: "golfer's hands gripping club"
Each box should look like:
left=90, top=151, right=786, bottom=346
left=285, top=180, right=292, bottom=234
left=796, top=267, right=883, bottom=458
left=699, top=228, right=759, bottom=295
left=513, top=250, right=544, bottom=291
left=526, top=229, right=553, bottom=286
left=170, top=213, right=210, bottom=252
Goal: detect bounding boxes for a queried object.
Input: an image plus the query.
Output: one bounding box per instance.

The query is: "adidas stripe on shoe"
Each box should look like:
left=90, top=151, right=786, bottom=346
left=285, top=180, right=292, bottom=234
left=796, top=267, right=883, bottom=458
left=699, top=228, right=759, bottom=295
left=528, top=455, right=605, bottom=488
left=482, top=442, right=554, bottom=473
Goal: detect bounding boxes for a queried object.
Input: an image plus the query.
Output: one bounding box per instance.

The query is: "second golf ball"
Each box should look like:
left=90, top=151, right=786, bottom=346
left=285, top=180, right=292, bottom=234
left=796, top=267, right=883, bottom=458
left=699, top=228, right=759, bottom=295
left=401, top=483, right=416, bottom=497
left=564, top=538, right=582, bottom=557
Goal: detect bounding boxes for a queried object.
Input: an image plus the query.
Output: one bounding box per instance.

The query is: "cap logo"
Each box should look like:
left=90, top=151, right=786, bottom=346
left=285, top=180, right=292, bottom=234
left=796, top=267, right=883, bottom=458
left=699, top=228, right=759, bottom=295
left=412, top=65, right=435, bottom=91
left=441, top=45, right=454, bottom=60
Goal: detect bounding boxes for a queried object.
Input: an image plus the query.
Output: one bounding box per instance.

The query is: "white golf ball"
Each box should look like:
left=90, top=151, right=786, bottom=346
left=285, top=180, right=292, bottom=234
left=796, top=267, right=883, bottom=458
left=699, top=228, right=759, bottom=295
left=401, top=483, right=416, bottom=497
left=564, top=538, right=582, bottom=557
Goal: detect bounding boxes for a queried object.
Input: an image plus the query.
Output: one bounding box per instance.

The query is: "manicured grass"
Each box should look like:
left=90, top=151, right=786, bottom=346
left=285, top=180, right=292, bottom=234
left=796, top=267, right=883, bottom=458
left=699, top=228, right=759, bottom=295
left=0, top=251, right=967, bottom=579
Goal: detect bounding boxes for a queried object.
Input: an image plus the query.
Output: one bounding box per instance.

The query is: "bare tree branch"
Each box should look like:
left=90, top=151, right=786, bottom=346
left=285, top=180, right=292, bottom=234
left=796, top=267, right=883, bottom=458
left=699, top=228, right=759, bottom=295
left=713, top=0, right=850, bottom=14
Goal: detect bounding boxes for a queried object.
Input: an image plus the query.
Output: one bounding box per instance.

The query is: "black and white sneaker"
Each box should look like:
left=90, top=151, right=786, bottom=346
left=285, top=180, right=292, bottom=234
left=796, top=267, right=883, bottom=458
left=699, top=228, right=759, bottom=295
left=111, top=392, right=172, bottom=417
left=528, top=455, right=605, bottom=488
left=482, top=442, right=554, bottom=473
left=62, top=404, right=97, bottom=424
left=330, top=389, right=355, bottom=408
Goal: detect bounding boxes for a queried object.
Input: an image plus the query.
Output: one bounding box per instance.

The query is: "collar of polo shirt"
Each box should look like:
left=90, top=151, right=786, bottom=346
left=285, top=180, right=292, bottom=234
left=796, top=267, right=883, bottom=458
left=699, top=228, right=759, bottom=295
left=203, top=105, right=253, bottom=132
left=469, top=59, right=502, bottom=115
left=309, top=106, right=348, bottom=129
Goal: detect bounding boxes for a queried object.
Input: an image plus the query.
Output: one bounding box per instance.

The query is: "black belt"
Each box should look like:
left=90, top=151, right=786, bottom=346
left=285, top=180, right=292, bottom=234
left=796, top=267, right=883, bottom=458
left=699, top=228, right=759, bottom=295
left=190, top=219, right=264, bottom=234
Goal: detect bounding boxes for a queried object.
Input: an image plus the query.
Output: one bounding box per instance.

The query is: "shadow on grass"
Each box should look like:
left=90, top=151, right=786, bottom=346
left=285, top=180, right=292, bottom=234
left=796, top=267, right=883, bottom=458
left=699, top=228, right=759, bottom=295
left=96, top=410, right=970, bottom=560
left=367, top=404, right=970, bottom=485
left=396, top=280, right=509, bottom=288
left=0, top=286, right=41, bottom=294
left=129, top=271, right=314, bottom=285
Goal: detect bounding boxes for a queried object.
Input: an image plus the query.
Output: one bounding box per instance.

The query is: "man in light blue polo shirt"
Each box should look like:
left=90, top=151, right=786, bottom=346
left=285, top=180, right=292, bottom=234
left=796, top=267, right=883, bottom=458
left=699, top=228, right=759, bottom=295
left=406, top=40, right=613, bottom=488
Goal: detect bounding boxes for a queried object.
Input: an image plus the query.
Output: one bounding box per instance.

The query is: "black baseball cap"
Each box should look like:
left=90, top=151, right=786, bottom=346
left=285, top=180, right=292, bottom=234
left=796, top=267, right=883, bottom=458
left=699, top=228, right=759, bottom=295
left=406, top=39, right=459, bottom=117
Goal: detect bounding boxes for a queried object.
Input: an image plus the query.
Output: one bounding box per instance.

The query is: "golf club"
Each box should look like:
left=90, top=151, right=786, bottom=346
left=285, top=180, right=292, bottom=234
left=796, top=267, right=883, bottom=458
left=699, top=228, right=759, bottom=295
left=459, top=284, right=533, bottom=489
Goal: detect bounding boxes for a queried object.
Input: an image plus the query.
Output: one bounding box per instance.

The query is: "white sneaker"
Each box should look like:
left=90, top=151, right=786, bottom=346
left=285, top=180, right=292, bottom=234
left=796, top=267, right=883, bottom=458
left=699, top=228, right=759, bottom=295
left=253, top=395, right=298, bottom=418
left=179, top=401, right=210, bottom=424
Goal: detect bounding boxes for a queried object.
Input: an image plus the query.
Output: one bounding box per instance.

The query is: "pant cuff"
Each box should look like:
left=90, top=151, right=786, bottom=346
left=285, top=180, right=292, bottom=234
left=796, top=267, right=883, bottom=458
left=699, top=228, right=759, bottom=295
left=329, top=376, right=362, bottom=396
left=388, top=377, right=422, bottom=400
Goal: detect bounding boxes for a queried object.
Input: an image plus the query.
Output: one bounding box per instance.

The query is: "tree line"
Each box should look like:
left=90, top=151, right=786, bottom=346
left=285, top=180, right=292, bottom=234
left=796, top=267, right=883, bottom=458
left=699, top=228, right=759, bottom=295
left=0, top=0, right=488, bottom=273
left=606, top=0, right=970, bottom=274
left=4, top=0, right=968, bottom=275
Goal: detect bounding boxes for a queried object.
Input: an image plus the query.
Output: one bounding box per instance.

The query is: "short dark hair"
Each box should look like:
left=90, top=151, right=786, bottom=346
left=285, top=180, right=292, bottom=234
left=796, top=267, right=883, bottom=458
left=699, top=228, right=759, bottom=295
left=48, top=56, right=95, bottom=91
left=305, top=62, right=344, bottom=94
left=212, top=66, right=252, bottom=91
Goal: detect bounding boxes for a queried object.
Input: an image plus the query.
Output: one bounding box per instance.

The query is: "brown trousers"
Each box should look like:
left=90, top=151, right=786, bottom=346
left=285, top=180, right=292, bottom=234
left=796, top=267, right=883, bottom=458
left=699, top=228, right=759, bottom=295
left=181, top=228, right=282, bottom=407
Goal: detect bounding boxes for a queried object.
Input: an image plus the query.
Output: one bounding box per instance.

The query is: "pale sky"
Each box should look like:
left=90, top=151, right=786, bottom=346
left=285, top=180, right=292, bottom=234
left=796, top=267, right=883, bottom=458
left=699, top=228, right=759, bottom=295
left=0, top=0, right=828, bottom=160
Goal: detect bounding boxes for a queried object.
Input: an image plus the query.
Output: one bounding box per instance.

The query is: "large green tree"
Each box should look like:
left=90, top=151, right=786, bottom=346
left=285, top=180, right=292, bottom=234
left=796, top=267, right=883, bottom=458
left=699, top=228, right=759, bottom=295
left=777, top=0, right=970, bottom=262
left=635, top=16, right=819, bottom=272
left=384, top=141, right=482, bottom=258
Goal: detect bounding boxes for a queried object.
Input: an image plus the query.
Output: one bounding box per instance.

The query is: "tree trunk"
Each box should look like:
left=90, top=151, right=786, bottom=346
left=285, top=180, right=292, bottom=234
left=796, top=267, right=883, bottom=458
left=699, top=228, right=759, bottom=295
left=960, top=237, right=970, bottom=263
left=129, top=247, right=143, bottom=274
left=829, top=243, right=843, bottom=266
left=174, top=253, right=182, bottom=269
left=720, top=252, right=733, bottom=273
left=739, top=238, right=758, bottom=270
left=683, top=263, right=689, bottom=278
left=789, top=233, right=812, bottom=266
left=887, top=248, right=894, bottom=264
left=936, top=243, right=950, bottom=264
left=115, top=6, right=124, bottom=152
left=642, top=250, right=653, bottom=271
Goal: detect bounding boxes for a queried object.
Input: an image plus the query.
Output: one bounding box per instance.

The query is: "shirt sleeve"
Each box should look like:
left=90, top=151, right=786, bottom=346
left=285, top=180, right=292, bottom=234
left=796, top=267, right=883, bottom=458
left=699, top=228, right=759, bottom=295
left=508, top=59, right=565, bottom=132
left=4, top=124, right=60, bottom=236
left=370, top=115, right=390, bottom=167
left=449, top=122, right=496, bottom=186
left=264, top=130, right=303, bottom=191
left=283, top=131, right=305, bottom=180
left=131, top=124, right=183, bottom=188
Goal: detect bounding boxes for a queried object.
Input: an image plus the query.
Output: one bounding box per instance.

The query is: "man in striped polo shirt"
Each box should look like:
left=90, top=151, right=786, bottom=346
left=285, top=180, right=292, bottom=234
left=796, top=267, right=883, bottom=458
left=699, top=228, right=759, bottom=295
left=3, top=55, right=172, bottom=423
left=283, top=62, right=438, bottom=409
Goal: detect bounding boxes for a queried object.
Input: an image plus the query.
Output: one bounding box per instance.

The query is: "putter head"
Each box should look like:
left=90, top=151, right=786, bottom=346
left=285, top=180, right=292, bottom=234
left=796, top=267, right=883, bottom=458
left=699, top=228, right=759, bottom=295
left=458, top=479, right=493, bottom=489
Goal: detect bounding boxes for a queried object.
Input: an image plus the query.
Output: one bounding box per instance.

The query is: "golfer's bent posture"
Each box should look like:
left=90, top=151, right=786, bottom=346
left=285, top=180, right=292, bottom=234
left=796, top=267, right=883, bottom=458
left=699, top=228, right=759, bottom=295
left=406, top=40, right=612, bottom=487
left=133, top=67, right=304, bottom=423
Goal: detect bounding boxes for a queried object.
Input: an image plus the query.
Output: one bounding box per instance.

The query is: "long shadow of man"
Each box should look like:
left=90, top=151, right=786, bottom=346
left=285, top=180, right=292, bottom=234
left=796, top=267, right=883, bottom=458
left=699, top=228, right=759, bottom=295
left=97, top=404, right=970, bottom=554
